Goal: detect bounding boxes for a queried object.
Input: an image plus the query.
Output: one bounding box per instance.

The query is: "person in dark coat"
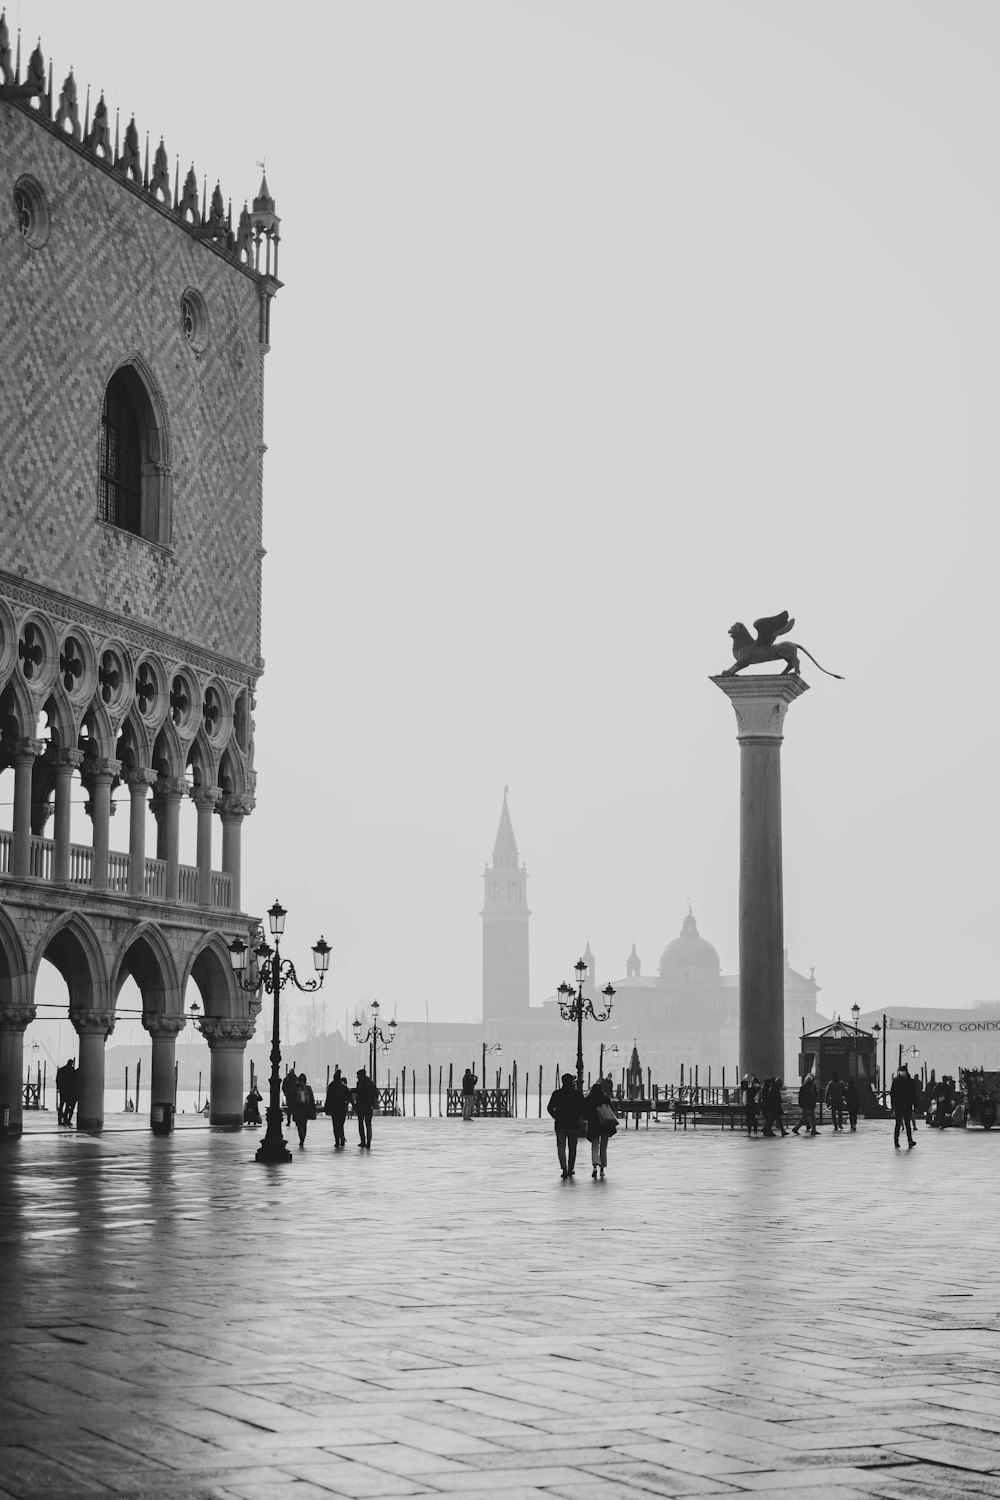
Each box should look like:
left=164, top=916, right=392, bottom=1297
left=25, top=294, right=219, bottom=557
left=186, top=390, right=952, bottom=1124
left=546, top=1073, right=581, bottom=1178
left=461, top=1067, right=477, bottom=1122
left=290, top=1073, right=316, bottom=1148
left=584, top=1079, right=617, bottom=1178
left=891, top=1064, right=916, bottom=1148
left=764, top=1078, right=787, bottom=1138
left=324, top=1066, right=351, bottom=1148
left=745, top=1076, right=760, bottom=1136
left=243, top=1084, right=263, bottom=1126
left=793, top=1075, right=818, bottom=1135
left=825, top=1071, right=846, bottom=1131
left=55, top=1060, right=78, bottom=1126
left=281, top=1065, right=297, bottom=1126
left=353, top=1068, right=377, bottom=1148
left=845, top=1078, right=860, bottom=1131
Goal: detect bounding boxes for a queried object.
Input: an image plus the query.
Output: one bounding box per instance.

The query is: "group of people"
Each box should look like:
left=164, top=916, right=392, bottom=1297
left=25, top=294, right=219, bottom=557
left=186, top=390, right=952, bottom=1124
left=546, top=1073, right=619, bottom=1179
left=243, top=1066, right=380, bottom=1149
left=741, top=1071, right=861, bottom=1138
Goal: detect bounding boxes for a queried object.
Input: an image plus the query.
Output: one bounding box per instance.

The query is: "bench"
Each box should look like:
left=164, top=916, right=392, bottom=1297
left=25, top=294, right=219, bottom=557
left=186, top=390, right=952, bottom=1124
left=672, top=1102, right=745, bottom=1131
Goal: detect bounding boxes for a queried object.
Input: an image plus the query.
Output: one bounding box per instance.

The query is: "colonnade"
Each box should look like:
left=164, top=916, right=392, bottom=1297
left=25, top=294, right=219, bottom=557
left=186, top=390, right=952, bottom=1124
left=7, top=735, right=252, bottom=910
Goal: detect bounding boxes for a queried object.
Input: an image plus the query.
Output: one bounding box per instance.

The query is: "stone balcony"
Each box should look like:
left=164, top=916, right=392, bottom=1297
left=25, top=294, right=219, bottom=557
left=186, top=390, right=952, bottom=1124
left=0, top=830, right=232, bottom=909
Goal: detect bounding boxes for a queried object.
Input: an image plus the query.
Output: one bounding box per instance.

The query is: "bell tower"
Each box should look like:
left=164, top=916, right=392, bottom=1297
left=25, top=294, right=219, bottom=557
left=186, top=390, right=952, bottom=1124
left=481, top=788, right=530, bottom=1023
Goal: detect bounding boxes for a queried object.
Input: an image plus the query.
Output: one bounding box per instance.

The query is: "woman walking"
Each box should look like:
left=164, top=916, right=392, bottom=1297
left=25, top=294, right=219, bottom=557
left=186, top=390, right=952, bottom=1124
left=585, top=1080, right=618, bottom=1178
left=291, top=1073, right=317, bottom=1148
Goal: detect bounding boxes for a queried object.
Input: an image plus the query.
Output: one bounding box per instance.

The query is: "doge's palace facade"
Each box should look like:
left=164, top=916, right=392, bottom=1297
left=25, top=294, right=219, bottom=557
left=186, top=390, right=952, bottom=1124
left=0, top=29, right=281, bottom=1133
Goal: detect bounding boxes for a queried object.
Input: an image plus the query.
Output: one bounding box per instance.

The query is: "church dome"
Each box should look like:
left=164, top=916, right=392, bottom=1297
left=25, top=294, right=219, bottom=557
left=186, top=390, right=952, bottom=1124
left=659, top=910, right=720, bottom=980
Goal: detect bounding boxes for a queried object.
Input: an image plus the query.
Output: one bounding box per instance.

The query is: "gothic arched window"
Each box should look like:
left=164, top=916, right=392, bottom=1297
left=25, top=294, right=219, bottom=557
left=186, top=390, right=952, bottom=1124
left=98, top=366, right=170, bottom=543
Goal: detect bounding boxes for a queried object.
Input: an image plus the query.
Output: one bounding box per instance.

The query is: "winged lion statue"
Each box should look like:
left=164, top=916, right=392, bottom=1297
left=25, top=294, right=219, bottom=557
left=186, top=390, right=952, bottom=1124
left=722, top=611, right=843, bottom=679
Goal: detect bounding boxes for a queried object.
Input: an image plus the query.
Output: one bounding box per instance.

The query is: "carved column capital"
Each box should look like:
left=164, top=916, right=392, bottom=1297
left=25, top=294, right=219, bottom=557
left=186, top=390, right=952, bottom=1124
left=0, top=1005, right=37, bottom=1032
left=218, top=794, right=256, bottom=822
left=710, top=673, right=809, bottom=742
left=50, top=748, right=85, bottom=773
left=198, top=1016, right=257, bottom=1050
left=153, top=775, right=189, bottom=800
left=142, top=1013, right=188, bottom=1038
left=84, top=756, right=123, bottom=784
left=70, top=1008, right=116, bottom=1038
left=190, top=783, right=223, bottom=810
left=11, top=737, right=45, bottom=766
left=125, top=767, right=158, bottom=793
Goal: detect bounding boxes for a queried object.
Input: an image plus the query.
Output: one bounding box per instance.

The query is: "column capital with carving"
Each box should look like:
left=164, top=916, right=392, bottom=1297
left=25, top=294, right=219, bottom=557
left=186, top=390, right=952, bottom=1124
left=10, top=737, right=45, bottom=766
left=70, top=1008, right=116, bottom=1038
left=190, top=783, right=223, bottom=810
left=142, top=1013, right=188, bottom=1038
left=154, top=776, right=189, bottom=800
left=0, top=1005, right=37, bottom=1032
left=198, top=1016, right=257, bottom=1050
left=218, top=794, right=256, bottom=822
left=84, top=756, right=123, bottom=784
left=50, top=748, right=85, bottom=773
left=125, top=767, right=159, bottom=793
left=710, top=673, right=809, bottom=743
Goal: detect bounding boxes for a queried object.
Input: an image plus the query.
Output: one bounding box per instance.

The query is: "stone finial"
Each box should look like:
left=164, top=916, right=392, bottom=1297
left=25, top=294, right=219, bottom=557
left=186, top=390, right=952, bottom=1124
left=234, top=201, right=254, bottom=264
left=0, top=12, right=13, bottom=87
left=117, top=113, right=141, bottom=183
left=55, top=68, right=80, bottom=138
left=149, top=137, right=170, bottom=202
left=26, top=39, right=45, bottom=96
left=178, top=163, right=200, bottom=223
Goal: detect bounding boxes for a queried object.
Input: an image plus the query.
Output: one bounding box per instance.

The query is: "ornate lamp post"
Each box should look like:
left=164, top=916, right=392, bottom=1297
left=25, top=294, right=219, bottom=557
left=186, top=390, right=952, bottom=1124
left=482, top=1041, right=501, bottom=1084
left=599, top=1041, right=619, bottom=1086
left=557, top=958, right=615, bottom=1095
left=899, top=1042, right=919, bottom=1072
left=229, top=900, right=331, bottom=1164
left=352, top=1000, right=396, bottom=1089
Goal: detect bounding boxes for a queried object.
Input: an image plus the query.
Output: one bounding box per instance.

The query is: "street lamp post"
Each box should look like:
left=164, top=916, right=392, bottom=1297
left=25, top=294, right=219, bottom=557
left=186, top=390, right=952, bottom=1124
left=229, top=900, right=331, bottom=1165
left=599, top=1041, right=619, bottom=1087
left=353, top=1000, right=396, bottom=1090
left=557, top=958, right=615, bottom=1095
left=899, top=1042, right=919, bottom=1071
left=482, top=1041, right=501, bottom=1085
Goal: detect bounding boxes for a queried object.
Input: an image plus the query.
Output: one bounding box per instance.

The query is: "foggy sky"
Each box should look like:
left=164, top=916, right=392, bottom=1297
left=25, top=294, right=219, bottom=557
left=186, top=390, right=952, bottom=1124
left=23, top=2, right=1000, bottom=1047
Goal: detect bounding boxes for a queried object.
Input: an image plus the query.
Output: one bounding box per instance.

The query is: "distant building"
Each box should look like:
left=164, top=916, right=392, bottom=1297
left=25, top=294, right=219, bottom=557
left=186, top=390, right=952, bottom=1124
left=481, top=787, right=530, bottom=1023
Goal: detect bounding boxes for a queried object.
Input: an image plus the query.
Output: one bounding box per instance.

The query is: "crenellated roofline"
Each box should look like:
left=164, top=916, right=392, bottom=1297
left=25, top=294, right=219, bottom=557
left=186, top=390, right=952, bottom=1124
left=0, top=17, right=282, bottom=289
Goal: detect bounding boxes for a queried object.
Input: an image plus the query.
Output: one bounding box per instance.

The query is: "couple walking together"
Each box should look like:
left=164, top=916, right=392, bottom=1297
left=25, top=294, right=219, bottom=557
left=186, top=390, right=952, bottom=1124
left=547, top=1073, right=618, bottom=1179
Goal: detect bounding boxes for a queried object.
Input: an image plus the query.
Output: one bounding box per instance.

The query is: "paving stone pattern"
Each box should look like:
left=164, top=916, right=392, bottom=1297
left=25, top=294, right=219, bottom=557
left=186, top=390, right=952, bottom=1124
left=2, top=1117, right=1000, bottom=1498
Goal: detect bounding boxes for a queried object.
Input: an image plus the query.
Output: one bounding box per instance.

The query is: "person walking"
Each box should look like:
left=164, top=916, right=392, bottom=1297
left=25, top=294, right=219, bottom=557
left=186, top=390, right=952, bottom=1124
left=891, top=1063, right=916, bottom=1148
left=825, top=1071, right=846, bottom=1131
left=584, top=1079, right=617, bottom=1178
left=546, top=1073, right=582, bottom=1179
left=243, top=1084, right=263, bottom=1126
left=354, top=1067, right=377, bottom=1148
left=461, top=1067, right=477, bottom=1122
left=745, top=1076, right=760, bottom=1136
left=845, top=1077, right=860, bottom=1131
left=793, top=1074, right=818, bottom=1135
left=290, top=1073, right=317, bottom=1148
left=324, top=1066, right=351, bottom=1148
left=281, top=1065, right=297, bottom=1126
left=764, top=1078, right=788, bottom=1138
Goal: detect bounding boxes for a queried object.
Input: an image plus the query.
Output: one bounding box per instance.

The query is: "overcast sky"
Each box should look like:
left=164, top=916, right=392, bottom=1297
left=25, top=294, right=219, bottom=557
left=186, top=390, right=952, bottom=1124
left=24, top=1, right=1000, bottom=1045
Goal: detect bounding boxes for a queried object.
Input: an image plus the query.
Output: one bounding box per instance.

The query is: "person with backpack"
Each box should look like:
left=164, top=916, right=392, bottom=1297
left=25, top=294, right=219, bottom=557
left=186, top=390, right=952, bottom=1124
left=584, top=1078, right=618, bottom=1178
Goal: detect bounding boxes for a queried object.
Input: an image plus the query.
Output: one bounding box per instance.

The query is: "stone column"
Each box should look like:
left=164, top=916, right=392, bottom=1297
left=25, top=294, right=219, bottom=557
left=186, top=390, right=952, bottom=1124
left=70, top=1008, right=116, bottom=1132
left=0, top=1005, right=36, bottom=1138
left=11, top=738, right=44, bottom=877
left=218, top=794, right=254, bottom=913
left=52, top=749, right=85, bottom=883
left=151, top=777, right=187, bottom=900
left=142, top=1013, right=187, bottom=1130
left=126, top=769, right=158, bottom=896
left=85, top=758, right=122, bottom=893
left=199, top=1017, right=257, bottom=1129
left=712, top=674, right=809, bottom=1082
left=190, top=785, right=222, bottom=907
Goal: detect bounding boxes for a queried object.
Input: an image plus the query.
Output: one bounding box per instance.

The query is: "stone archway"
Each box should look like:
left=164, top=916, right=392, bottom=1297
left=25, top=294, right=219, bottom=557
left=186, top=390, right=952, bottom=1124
left=186, top=935, right=255, bottom=1129
left=114, top=924, right=184, bottom=1130
left=0, top=909, right=32, bottom=1138
left=35, top=915, right=111, bottom=1131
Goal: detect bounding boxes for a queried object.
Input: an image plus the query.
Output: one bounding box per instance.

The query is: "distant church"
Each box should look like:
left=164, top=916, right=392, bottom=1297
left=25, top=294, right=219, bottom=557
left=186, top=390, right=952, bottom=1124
left=480, top=792, right=824, bottom=1086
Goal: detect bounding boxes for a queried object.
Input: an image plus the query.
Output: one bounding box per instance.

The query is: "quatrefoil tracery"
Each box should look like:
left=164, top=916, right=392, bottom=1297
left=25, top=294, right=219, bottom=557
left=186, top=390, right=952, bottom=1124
left=59, top=637, right=84, bottom=692
left=18, top=624, right=43, bottom=681
left=99, top=652, right=122, bottom=704
left=135, top=663, right=157, bottom=716
left=170, top=676, right=190, bottom=726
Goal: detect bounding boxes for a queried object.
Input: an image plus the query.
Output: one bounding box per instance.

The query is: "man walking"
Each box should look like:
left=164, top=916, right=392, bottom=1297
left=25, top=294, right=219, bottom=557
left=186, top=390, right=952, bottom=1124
left=324, top=1066, right=350, bottom=1148
left=825, top=1071, right=846, bottom=1131
left=546, top=1073, right=582, bottom=1179
left=354, top=1067, right=377, bottom=1148
left=891, top=1063, right=916, bottom=1149
left=55, top=1059, right=77, bottom=1126
left=792, top=1074, right=818, bottom=1135
left=461, top=1067, right=477, bottom=1121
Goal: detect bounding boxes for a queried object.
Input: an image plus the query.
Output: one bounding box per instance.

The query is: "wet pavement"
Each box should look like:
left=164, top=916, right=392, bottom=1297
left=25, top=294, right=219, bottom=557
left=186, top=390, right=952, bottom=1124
left=2, top=1114, right=1000, bottom=1499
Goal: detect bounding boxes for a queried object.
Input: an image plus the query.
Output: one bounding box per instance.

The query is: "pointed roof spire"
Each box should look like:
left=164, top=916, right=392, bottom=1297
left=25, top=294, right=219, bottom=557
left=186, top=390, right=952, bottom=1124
left=492, top=786, right=518, bottom=860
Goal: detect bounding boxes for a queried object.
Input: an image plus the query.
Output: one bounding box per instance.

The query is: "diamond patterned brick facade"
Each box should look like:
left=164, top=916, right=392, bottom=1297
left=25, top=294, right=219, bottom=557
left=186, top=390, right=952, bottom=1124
left=0, top=73, right=281, bottom=1141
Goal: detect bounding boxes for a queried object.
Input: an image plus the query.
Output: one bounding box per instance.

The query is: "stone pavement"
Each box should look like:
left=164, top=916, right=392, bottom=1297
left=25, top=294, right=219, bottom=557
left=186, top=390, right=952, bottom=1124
left=2, top=1115, right=1000, bottom=1500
